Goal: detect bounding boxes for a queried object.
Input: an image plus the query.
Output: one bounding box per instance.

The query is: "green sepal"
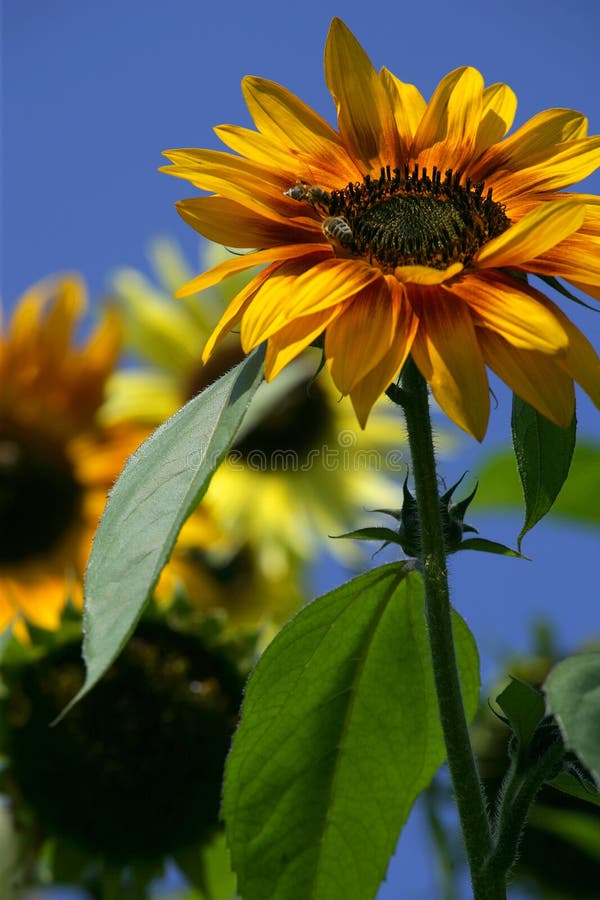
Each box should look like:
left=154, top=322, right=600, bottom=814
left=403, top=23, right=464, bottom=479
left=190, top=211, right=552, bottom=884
left=330, top=527, right=405, bottom=546
left=457, top=538, right=528, bottom=559
left=536, top=274, right=599, bottom=313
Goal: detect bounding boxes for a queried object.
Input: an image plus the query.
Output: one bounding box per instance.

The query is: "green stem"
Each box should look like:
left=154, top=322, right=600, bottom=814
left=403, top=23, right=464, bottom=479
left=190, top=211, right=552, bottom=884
left=393, top=359, right=504, bottom=899
left=486, top=740, right=565, bottom=881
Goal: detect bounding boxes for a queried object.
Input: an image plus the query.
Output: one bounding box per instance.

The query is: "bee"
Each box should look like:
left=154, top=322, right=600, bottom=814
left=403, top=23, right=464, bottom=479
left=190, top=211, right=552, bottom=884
left=322, top=216, right=353, bottom=249
left=284, top=181, right=330, bottom=208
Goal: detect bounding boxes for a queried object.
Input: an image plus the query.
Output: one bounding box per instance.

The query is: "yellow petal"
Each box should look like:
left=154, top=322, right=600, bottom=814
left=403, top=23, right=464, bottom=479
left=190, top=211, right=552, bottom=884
left=492, top=136, right=600, bottom=198
left=176, top=244, right=329, bottom=299
left=524, top=232, right=600, bottom=284
left=393, top=262, right=464, bottom=285
left=324, top=278, right=397, bottom=393
left=413, top=67, right=484, bottom=172
left=265, top=305, right=344, bottom=380
left=241, top=258, right=381, bottom=350
left=324, top=18, right=401, bottom=171
left=202, top=261, right=294, bottom=362
left=475, top=199, right=585, bottom=268
left=242, top=76, right=358, bottom=180
left=214, top=124, right=353, bottom=188
left=472, top=82, right=518, bottom=157
left=533, top=294, right=600, bottom=411
left=380, top=68, right=426, bottom=154
left=176, top=196, right=321, bottom=248
left=350, top=280, right=418, bottom=427
left=476, top=108, right=589, bottom=177
left=477, top=329, right=575, bottom=427
left=409, top=288, right=490, bottom=440
left=449, top=271, right=569, bottom=353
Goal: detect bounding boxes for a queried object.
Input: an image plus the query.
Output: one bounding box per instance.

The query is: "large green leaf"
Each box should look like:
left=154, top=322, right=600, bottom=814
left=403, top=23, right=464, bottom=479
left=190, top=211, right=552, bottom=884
left=545, top=653, right=600, bottom=788
left=60, top=349, right=264, bottom=717
left=474, top=441, right=600, bottom=526
left=511, top=396, right=576, bottom=548
left=223, top=565, right=480, bottom=900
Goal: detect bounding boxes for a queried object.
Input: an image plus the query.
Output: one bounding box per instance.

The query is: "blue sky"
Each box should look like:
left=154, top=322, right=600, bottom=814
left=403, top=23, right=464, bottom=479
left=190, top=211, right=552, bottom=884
left=4, top=0, right=600, bottom=896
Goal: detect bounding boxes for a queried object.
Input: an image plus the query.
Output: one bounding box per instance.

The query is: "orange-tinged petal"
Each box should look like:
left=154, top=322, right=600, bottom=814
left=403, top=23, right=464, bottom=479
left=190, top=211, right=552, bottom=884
left=242, top=76, right=358, bottom=180
left=324, top=18, right=401, bottom=171
left=524, top=232, right=600, bottom=285
left=491, top=137, right=600, bottom=198
left=472, top=82, right=518, bottom=158
left=413, top=67, right=484, bottom=172
left=532, top=295, right=600, bottom=411
left=324, top=277, right=397, bottom=393
left=201, top=263, right=281, bottom=362
left=214, top=124, right=355, bottom=188
left=176, top=196, right=321, bottom=248
left=264, top=305, right=344, bottom=380
left=475, top=199, right=585, bottom=268
left=449, top=271, right=569, bottom=353
left=380, top=68, right=426, bottom=154
left=568, top=279, right=600, bottom=302
left=409, top=288, right=490, bottom=440
left=176, top=244, right=329, bottom=299
left=241, top=257, right=379, bottom=350
left=477, top=329, right=575, bottom=427
left=163, top=165, right=293, bottom=221
left=475, top=108, right=589, bottom=179
left=350, top=280, right=418, bottom=427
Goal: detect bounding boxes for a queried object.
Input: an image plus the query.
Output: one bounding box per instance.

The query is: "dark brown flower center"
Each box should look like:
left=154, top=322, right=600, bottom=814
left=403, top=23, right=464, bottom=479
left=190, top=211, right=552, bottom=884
left=233, top=376, right=330, bottom=467
left=288, top=165, right=511, bottom=270
left=0, top=437, right=81, bottom=565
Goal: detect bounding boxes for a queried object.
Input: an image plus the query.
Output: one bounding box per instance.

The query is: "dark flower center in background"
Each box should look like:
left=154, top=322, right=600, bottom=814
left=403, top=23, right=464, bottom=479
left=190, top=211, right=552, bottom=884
left=233, top=376, right=331, bottom=466
left=0, top=437, right=81, bottom=565
left=3, top=621, right=244, bottom=861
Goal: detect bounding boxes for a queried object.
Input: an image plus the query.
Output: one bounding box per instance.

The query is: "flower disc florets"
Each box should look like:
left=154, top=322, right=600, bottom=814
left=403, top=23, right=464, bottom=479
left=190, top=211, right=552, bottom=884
left=289, top=165, right=511, bottom=270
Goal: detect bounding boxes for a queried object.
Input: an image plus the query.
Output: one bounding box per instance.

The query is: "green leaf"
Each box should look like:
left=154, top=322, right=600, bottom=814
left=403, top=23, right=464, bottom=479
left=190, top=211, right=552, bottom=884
left=511, top=396, right=576, bottom=549
left=496, top=677, right=546, bottom=754
left=475, top=441, right=600, bottom=527
left=457, top=538, right=526, bottom=559
left=59, top=348, right=264, bottom=719
left=544, top=652, right=600, bottom=786
left=223, top=565, right=480, bottom=900
left=545, top=653, right=600, bottom=788
left=549, top=771, right=600, bottom=809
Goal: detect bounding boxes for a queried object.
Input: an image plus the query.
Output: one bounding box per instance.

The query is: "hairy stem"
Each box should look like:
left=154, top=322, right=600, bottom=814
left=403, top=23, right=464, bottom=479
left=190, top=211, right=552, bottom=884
left=392, top=360, right=505, bottom=899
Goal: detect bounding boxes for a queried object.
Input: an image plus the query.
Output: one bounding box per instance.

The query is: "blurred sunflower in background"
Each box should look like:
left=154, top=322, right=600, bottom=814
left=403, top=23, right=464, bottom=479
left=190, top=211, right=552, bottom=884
left=0, top=273, right=302, bottom=895
left=162, top=17, right=600, bottom=441
left=103, top=237, right=411, bottom=575
left=0, top=276, right=234, bottom=642
left=0, top=275, right=129, bottom=638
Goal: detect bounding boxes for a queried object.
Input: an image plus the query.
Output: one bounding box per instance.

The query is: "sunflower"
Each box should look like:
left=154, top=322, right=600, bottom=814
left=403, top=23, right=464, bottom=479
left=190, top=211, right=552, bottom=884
left=162, top=17, right=600, bottom=441
left=103, top=238, right=413, bottom=572
left=0, top=276, right=218, bottom=639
